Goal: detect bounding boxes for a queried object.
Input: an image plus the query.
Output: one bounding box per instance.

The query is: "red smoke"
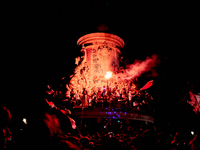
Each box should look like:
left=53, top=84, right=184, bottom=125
left=115, top=54, right=160, bottom=80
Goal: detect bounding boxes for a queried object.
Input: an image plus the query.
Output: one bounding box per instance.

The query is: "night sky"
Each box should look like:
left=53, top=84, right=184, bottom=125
left=2, top=1, right=200, bottom=129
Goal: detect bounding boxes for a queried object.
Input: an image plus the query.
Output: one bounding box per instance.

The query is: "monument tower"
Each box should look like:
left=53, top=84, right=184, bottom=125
left=67, top=28, right=125, bottom=94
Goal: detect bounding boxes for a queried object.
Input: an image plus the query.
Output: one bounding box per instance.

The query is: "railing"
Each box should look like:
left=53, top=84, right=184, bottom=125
left=72, top=107, right=154, bottom=123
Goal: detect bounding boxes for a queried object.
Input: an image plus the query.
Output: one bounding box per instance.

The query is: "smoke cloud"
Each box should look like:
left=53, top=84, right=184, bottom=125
left=115, top=54, right=160, bottom=80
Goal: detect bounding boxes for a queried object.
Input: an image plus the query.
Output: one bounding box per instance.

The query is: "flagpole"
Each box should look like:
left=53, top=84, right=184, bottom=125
left=80, top=107, right=84, bottom=132
left=76, top=126, right=82, bottom=137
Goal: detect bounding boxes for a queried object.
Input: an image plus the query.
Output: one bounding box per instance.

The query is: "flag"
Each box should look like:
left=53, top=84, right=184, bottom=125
left=195, top=93, right=200, bottom=103
left=140, top=80, right=154, bottom=91
left=45, top=99, right=56, bottom=108
left=187, top=91, right=200, bottom=114
left=68, top=116, right=76, bottom=129
left=59, top=109, right=76, bottom=129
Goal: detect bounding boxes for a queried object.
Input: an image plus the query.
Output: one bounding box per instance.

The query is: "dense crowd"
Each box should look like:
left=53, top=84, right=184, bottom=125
left=74, top=119, right=200, bottom=150
left=46, top=85, right=154, bottom=113
left=1, top=104, right=200, bottom=150
left=1, top=83, right=199, bottom=149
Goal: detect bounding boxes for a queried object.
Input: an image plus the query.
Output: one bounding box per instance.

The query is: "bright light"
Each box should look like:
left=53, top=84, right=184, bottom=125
left=191, top=131, right=194, bottom=135
left=23, top=118, right=27, bottom=124
left=105, top=71, right=112, bottom=79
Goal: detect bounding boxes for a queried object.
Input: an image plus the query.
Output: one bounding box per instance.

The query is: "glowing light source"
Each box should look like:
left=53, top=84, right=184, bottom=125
left=22, top=118, right=27, bottom=124
left=191, top=131, right=194, bottom=135
left=105, top=71, right=112, bottom=79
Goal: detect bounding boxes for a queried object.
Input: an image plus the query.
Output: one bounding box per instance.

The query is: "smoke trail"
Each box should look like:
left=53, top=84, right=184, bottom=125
left=115, top=54, right=160, bottom=80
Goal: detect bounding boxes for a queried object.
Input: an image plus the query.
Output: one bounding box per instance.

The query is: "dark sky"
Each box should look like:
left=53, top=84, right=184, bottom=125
left=1, top=1, right=200, bottom=128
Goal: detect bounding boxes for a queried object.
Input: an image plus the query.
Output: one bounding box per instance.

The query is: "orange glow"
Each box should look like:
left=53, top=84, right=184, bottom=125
left=105, top=71, right=112, bottom=79
left=66, top=32, right=160, bottom=97
left=23, top=118, right=27, bottom=124
left=66, top=32, right=125, bottom=95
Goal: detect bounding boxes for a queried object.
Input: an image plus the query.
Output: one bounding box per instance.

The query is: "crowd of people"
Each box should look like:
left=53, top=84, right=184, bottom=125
left=1, top=104, right=200, bottom=150
left=1, top=82, right=199, bottom=149
left=46, top=85, right=154, bottom=113
left=72, top=118, right=200, bottom=150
